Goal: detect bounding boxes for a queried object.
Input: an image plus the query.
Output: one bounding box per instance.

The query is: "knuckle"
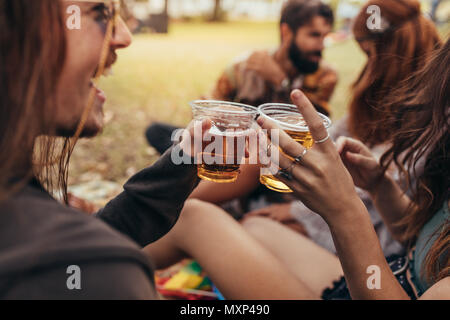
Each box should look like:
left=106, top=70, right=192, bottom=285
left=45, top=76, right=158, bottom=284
left=283, top=139, right=297, bottom=153
left=313, top=163, right=326, bottom=177
left=305, top=176, right=318, bottom=191
left=310, top=121, right=324, bottom=133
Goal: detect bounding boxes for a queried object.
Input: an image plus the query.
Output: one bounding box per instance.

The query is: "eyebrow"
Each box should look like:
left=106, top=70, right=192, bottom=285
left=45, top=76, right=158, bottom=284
left=63, top=0, right=119, bottom=4
left=63, top=0, right=118, bottom=13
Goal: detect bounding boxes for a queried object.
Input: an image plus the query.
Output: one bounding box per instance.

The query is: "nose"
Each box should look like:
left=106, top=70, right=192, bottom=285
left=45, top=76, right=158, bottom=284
left=317, top=38, right=325, bottom=52
left=110, top=17, right=132, bottom=49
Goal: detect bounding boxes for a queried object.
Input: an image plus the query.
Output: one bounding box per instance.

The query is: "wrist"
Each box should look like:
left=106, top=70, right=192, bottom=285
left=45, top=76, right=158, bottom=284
left=325, top=196, right=369, bottom=228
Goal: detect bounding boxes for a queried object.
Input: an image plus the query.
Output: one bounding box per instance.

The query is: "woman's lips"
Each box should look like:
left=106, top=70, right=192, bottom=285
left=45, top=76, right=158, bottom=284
left=89, top=80, right=106, bottom=103
left=95, top=86, right=106, bottom=103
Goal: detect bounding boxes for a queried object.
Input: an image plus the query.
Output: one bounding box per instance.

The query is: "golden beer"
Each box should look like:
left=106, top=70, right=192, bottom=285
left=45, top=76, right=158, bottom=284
left=285, top=129, right=314, bottom=149
left=260, top=129, right=314, bottom=193
left=190, top=101, right=258, bottom=183
left=198, top=163, right=241, bottom=183
left=258, top=104, right=331, bottom=193
left=197, top=126, right=250, bottom=183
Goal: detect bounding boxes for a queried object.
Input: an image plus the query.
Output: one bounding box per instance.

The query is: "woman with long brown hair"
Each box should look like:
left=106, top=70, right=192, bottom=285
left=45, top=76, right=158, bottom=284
left=0, top=0, right=160, bottom=299
left=253, top=35, right=449, bottom=296
left=349, top=0, right=442, bottom=146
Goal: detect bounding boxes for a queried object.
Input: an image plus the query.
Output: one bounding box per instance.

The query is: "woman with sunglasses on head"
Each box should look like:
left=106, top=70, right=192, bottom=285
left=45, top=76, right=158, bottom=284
left=0, top=0, right=188, bottom=299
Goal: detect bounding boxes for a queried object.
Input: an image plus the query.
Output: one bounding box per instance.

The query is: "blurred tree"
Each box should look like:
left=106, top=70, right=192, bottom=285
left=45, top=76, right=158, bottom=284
left=128, top=0, right=170, bottom=33
left=163, top=0, right=169, bottom=15
left=211, top=0, right=223, bottom=21
left=329, top=0, right=340, bottom=19
left=431, top=0, right=442, bottom=22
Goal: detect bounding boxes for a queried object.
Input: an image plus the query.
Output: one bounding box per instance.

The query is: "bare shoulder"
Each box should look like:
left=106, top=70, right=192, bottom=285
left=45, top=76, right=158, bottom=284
left=419, top=277, right=450, bottom=300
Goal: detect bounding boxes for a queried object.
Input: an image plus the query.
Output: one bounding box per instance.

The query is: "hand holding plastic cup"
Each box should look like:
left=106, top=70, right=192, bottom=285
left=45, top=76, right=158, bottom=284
left=258, top=103, right=332, bottom=193
left=190, top=100, right=258, bottom=183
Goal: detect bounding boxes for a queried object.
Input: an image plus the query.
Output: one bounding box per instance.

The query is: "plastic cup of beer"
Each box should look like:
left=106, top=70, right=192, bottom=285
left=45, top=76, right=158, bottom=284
left=190, top=100, right=258, bottom=183
left=258, top=103, right=332, bottom=193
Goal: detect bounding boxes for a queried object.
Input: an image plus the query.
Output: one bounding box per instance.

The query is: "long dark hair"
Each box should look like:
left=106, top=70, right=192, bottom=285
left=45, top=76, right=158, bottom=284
left=280, top=0, right=334, bottom=32
left=0, top=1, right=71, bottom=202
left=380, top=39, right=450, bottom=283
left=1, top=0, right=114, bottom=203
left=349, top=0, right=442, bottom=147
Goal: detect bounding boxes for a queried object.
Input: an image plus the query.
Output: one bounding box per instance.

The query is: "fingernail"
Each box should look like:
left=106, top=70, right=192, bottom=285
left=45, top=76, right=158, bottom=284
left=292, top=90, right=301, bottom=100
left=257, top=117, right=264, bottom=126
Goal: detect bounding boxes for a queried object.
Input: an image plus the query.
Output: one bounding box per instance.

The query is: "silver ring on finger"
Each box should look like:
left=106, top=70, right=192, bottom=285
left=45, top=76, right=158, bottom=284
left=315, top=133, right=330, bottom=144
left=294, top=149, right=308, bottom=164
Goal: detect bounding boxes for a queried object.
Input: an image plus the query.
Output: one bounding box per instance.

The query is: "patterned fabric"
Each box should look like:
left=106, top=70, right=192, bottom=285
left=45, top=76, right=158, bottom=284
left=210, top=51, right=338, bottom=116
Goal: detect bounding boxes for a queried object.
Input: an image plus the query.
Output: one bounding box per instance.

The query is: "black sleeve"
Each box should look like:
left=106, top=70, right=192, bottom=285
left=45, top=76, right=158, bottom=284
left=3, top=262, right=157, bottom=300
left=96, top=145, right=200, bottom=247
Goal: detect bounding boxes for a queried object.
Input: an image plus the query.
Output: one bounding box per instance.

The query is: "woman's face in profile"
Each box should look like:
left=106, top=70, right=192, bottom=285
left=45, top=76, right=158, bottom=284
left=52, top=0, right=132, bottom=138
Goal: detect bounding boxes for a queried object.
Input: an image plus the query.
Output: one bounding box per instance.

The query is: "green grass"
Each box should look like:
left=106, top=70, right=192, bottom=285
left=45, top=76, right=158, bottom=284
left=68, top=21, right=366, bottom=185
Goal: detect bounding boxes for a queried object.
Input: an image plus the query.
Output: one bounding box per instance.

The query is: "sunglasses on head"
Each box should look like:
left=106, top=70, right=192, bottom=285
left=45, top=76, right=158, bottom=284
left=65, top=0, right=121, bottom=35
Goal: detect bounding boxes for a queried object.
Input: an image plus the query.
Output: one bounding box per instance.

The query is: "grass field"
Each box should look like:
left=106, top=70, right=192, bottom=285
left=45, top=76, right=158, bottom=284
left=68, top=20, right=447, bottom=185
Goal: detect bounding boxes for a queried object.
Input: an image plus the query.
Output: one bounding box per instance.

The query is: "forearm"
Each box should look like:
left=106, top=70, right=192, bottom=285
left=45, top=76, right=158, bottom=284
left=328, top=199, right=410, bottom=300
left=97, top=145, right=200, bottom=247
left=369, top=173, right=413, bottom=240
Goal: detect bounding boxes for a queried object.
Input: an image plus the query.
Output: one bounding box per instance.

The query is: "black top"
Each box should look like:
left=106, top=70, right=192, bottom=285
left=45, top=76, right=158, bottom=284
left=0, top=147, right=199, bottom=299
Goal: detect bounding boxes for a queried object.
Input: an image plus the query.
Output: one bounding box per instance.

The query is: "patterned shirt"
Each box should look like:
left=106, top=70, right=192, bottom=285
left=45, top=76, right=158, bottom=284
left=210, top=50, right=338, bottom=116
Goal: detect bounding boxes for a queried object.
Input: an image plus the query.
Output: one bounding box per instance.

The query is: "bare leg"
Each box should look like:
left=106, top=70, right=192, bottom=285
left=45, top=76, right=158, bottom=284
left=189, top=165, right=306, bottom=235
left=242, top=216, right=343, bottom=297
left=143, top=199, right=316, bottom=299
